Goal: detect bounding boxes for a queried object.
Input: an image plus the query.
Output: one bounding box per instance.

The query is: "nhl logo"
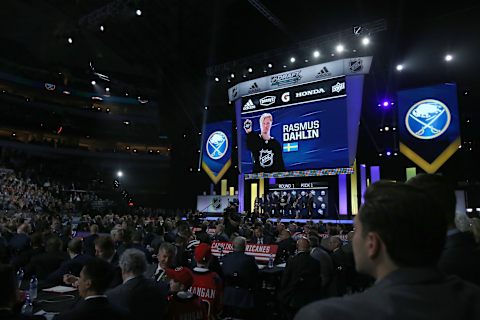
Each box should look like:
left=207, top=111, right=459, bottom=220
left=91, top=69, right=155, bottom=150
left=349, top=58, right=363, bottom=72
left=212, top=197, right=222, bottom=209
left=259, top=149, right=273, bottom=168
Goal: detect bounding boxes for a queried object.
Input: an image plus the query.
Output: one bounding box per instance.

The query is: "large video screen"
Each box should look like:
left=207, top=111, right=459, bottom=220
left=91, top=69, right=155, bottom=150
left=237, top=76, right=349, bottom=174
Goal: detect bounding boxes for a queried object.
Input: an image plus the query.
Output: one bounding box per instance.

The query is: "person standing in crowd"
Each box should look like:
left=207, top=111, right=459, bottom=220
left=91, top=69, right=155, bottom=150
left=211, top=224, right=229, bottom=242
left=190, top=243, right=223, bottom=319
left=295, top=181, right=480, bottom=320
left=166, top=266, right=207, bottom=320
left=106, top=249, right=167, bottom=319
left=251, top=225, right=273, bottom=245
left=279, top=238, right=322, bottom=318
left=82, top=224, right=99, bottom=257
left=275, top=230, right=296, bottom=263
left=408, top=173, right=480, bottom=285
left=309, top=236, right=334, bottom=296
left=54, top=259, right=129, bottom=320
left=244, top=113, right=285, bottom=173
left=221, top=236, right=258, bottom=318
left=149, top=242, right=177, bottom=289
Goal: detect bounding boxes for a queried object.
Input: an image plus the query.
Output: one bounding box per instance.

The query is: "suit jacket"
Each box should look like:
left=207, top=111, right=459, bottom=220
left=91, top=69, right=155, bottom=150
left=11, top=247, right=44, bottom=270
left=251, top=235, right=274, bottom=245
left=82, top=234, right=98, bottom=257
left=54, top=296, right=129, bottom=320
left=106, top=276, right=167, bottom=319
left=275, top=238, right=296, bottom=263
left=438, top=231, right=480, bottom=285
left=8, top=233, right=30, bottom=255
left=310, top=247, right=334, bottom=288
left=25, top=251, right=68, bottom=280
left=47, top=254, right=92, bottom=284
left=221, top=251, right=258, bottom=309
left=295, top=268, right=480, bottom=320
left=279, top=251, right=322, bottom=309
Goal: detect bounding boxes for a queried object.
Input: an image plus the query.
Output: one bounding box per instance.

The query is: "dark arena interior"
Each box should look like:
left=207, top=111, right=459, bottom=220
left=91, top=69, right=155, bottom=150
left=0, top=1, right=479, bottom=320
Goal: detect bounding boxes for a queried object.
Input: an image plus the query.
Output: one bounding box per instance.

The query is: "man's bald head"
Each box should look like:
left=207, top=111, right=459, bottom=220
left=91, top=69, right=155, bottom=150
left=297, top=238, right=310, bottom=252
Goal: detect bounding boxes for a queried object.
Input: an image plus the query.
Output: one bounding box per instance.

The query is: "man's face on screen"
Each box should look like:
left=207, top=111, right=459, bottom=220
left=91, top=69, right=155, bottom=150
left=261, top=116, right=272, bottom=134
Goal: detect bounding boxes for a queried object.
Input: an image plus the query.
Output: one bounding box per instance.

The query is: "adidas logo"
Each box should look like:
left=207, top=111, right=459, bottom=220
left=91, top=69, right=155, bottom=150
left=315, top=66, right=331, bottom=78
left=243, top=99, right=256, bottom=111
left=248, top=82, right=260, bottom=93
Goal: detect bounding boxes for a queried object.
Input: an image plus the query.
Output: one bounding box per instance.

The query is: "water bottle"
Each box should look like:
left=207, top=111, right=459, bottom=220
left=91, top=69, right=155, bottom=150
left=16, top=268, right=24, bottom=288
left=268, top=254, right=274, bottom=269
left=29, top=275, right=38, bottom=300
left=21, top=293, right=33, bottom=315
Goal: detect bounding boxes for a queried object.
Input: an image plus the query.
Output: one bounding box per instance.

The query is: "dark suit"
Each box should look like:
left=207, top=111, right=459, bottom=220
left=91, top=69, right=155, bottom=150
left=221, top=251, right=259, bottom=312
left=275, top=238, right=296, bottom=263
left=25, top=251, right=67, bottom=280
left=330, top=246, right=353, bottom=295
left=295, top=268, right=480, bottom=320
left=11, top=247, right=44, bottom=270
left=82, top=234, right=98, bottom=257
left=106, top=276, right=167, bottom=319
left=8, top=233, right=30, bottom=255
left=251, top=235, right=274, bottom=245
left=47, top=254, right=92, bottom=284
left=54, top=296, right=129, bottom=320
left=279, top=251, right=322, bottom=311
left=438, top=230, right=480, bottom=285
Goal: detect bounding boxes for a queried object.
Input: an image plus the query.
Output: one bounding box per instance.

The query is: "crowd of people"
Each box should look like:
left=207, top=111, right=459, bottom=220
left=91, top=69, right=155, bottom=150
left=0, top=174, right=480, bottom=320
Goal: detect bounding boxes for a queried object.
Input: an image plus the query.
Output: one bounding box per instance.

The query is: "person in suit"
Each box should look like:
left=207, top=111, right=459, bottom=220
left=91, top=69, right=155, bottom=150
left=47, top=238, right=91, bottom=284
left=221, top=236, right=258, bottom=318
left=8, top=223, right=31, bottom=256
left=25, top=236, right=67, bottom=280
left=408, top=173, right=480, bottom=285
left=10, top=232, right=44, bottom=270
left=211, top=224, right=229, bottom=242
left=148, top=242, right=176, bottom=290
left=309, top=236, right=335, bottom=296
left=295, top=181, right=480, bottom=320
left=106, top=248, right=167, bottom=318
left=275, top=230, right=296, bottom=263
left=82, top=224, right=99, bottom=257
left=54, top=259, right=129, bottom=320
left=251, top=226, right=273, bottom=245
left=279, top=238, right=322, bottom=317
left=0, top=264, right=44, bottom=320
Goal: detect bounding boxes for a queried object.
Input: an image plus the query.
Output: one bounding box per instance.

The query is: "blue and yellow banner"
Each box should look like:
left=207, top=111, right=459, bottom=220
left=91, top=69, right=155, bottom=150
left=397, top=83, right=461, bottom=173
left=202, top=121, right=232, bottom=184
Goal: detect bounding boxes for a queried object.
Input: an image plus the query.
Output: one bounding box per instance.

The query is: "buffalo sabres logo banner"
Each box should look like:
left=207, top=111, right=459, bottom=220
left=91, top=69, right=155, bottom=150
left=398, top=83, right=461, bottom=173
left=202, top=121, right=232, bottom=184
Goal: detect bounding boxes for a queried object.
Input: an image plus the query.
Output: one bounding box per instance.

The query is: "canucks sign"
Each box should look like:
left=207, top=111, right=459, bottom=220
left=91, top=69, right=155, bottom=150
left=202, top=121, right=232, bottom=184
left=398, top=84, right=460, bottom=173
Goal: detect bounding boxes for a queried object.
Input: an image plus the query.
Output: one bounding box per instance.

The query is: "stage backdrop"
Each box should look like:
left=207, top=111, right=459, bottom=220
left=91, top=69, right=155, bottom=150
left=236, top=75, right=365, bottom=174
left=201, top=121, right=232, bottom=184
left=398, top=83, right=461, bottom=173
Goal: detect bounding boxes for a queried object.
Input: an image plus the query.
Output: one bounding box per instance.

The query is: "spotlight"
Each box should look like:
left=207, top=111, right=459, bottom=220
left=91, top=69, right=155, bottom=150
left=267, top=63, right=273, bottom=68
left=313, top=50, right=320, bottom=58
left=382, top=101, right=390, bottom=107
left=105, top=87, right=110, bottom=92
left=384, top=126, right=390, bottom=131
left=214, top=77, right=219, bottom=82
left=136, top=9, right=142, bottom=16
left=248, top=67, right=253, bottom=73
left=117, top=171, right=123, bottom=178
left=396, top=64, right=404, bottom=71
left=336, top=44, right=344, bottom=53
left=230, top=73, right=235, bottom=78
left=91, top=80, right=96, bottom=85
left=67, top=37, right=73, bottom=44
left=204, top=106, right=208, bottom=110
left=100, top=25, right=105, bottom=32
left=445, top=54, right=453, bottom=62
left=362, top=37, right=370, bottom=45
left=386, top=151, right=391, bottom=156
left=304, top=59, right=309, bottom=63
left=290, top=57, right=296, bottom=63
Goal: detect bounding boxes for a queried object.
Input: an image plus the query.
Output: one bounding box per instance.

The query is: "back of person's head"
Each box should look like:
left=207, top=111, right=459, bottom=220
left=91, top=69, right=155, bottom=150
left=297, top=238, right=311, bottom=252
left=119, top=248, right=147, bottom=276
left=360, top=181, right=446, bottom=268
left=31, top=232, right=43, bottom=248
left=407, top=173, right=456, bottom=227
left=46, top=236, right=62, bottom=253
left=309, top=236, right=320, bottom=248
left=232, top=236, right=247, bottom=252
left=90, top=224, right=99, bottom=234
left=194, top=243, right=212, bottom=266
left=68, top=238, right=83, bottom=255
left=82, top=258, right=114, bottom=294
left=0, top=264, right=16, bottom=308
left=132, top=230, right=143, bottom=243
left=94, top=235, right=115, bottom=260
